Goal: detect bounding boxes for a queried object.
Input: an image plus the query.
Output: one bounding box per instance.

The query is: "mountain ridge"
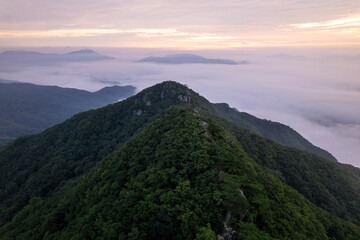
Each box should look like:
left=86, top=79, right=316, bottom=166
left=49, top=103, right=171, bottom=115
left=0, top=82, right=135, bottom=146
left=210, top=102, right=337, bottom=161
left=0, top=49, right=114, bottom=69
left=0, top=106, right=359, bottom=239
left=0, top=81, right=359, bottom=237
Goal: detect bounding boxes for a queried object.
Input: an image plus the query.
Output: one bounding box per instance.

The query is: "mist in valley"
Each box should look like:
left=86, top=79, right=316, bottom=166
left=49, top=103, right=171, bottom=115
left=0, top=46, right=359, bottom=167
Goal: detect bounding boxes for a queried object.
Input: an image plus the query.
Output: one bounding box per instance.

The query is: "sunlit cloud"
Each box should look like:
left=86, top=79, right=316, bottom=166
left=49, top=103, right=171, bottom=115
left=1, top=1, right=360, bottom=47
left=0, top=28, right=243, bottom=49
left=292, top=16, right=360, bottom=29
left=1, top=18, right=360, bottom=48
left=0, top=28, right=238, bottom=41
left=0, top=28, right=182, bottom=38
left=188, top=34, right=237, bottom=41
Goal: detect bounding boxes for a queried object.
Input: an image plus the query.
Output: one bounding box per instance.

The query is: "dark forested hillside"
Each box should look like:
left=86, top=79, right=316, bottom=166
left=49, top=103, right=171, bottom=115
left=205, top=113, right=360, bottom=225
left=0, top=82, right=191, bottom=225
left=0, top=82, right=135, bottom=146
left=0, top=81, right=359, bottom=239
left=0, top=107, right=359, bottom=240
left=210, top=103, right=337, bottom=162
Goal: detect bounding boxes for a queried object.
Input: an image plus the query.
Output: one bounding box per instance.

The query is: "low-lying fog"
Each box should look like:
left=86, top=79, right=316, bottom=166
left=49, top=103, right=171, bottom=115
left=0, top=47, right=359, bottom=167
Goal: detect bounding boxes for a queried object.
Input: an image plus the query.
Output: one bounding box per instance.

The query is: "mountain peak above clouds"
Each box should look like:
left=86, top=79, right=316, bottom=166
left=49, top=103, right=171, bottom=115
left=137, top=53, right=247, bottom=65
left=0, top=49, right=114, bottom=69
left=66, top=49, right=96, bottom=54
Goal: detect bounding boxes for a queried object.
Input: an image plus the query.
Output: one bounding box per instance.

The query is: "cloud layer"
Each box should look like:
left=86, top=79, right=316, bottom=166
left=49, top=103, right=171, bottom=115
left=0, top=47, right=359, bottom=167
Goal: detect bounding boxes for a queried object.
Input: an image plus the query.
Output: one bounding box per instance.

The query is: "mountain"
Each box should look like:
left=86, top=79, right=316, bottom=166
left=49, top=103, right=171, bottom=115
left=1, top=107, right=360, bottom=240
left=63, top=49, right=115, bottom=61
left=0, top=79, right=20, bottom=84
left=0, top=49, right=114, bottom=69
left=137, top=54, right=247, bottom=65
left=211, top=103, right=337, bottom=161
left=0, top=81, right=359, bottom=239
left=0, top=82, right=135, bottom=146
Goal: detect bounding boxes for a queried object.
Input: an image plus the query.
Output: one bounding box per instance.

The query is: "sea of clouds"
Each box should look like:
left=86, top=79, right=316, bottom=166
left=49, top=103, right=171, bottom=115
left=0, top=47, right=359, bottom=167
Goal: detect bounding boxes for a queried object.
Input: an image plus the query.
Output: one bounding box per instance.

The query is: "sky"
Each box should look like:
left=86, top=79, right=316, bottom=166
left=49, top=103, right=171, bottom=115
left=0, top=1, right=359, bottom=167
left=0, top=0, right=360, bottom=48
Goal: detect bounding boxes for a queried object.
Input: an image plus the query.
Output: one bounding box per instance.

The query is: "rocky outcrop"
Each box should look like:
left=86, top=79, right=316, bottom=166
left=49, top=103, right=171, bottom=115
left=178, top=90, right=191, bottom=103
left=133, top=109, right=143, bottom=116
left=217, top=211, right=237, bottom=240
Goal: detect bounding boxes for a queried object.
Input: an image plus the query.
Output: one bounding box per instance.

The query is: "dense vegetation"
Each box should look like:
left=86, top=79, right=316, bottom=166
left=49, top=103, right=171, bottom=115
left=0, top=82, right=191, bottom=225
left=210, top=102, right=337, bottom=161
left=0, top=82, right=135, bottom=146
left=1, top=81, right=359, bottom=239
left=194, top=110, right=360, bottom=225
left=1, top=107, right=359, bottom=239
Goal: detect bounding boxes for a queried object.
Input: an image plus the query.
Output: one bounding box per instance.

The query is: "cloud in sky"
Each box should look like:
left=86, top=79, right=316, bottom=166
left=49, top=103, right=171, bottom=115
left=0, top=28, right=182, bottom=37
left=1, top=0, right=360, bottom=48
left=0, top=28, right=237, bottom=42
left=292, top=16, right=360, bottom=29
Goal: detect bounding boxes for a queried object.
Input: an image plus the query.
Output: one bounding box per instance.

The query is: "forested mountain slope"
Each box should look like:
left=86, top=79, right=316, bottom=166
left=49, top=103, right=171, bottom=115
left=210, top=102, right=337, bottom=161
left=1, top=107, right=359, bottom=240
left=202, top=111, right=360, bottom=225
left=0, top=82, right=135, bottom=146
left=0, top=82, right=191, bottom=224
left=0, top=81, right=358, bottom=233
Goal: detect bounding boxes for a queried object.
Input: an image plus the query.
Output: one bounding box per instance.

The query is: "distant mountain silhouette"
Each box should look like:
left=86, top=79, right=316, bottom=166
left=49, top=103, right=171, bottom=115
left=0, top=82, right=135, bottom=146
left=0, top=79, right=19, bottom=84
left=137, top=53, right=247, bottom=65
left=0, top=49, right=114, bottom=69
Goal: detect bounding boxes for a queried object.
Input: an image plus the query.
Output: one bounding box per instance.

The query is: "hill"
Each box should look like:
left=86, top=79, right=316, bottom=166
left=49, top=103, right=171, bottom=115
left=210, top=103, right=337, bottom=161
left=0, top=82, right=135, bottom=146
left=0, top=81, right=359, bottom=239
left=0, top=106, right=359, bottom=239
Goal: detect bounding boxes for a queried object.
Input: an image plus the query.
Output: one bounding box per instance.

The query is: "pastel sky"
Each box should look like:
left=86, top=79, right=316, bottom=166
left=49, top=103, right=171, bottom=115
left=1, top=0, right=360, bottom=48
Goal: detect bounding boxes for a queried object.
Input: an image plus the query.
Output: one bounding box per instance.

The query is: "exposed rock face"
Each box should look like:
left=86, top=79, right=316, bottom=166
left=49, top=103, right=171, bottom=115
left=237, top=188, right=248, bottom=221
left=200, top=120, right=208, bottom=128
left=238, top=189, right=245, bottom=198
left=141, top=94, right=152, bottom=106
left=177, top=90, right=191, bottom=103
left=199, top=120, right=210, bottom=136
left=217, top=235, right=225, bottom=240
left=216, top=187, right=248, bottom=240
left=133, top=109, right=143, bottom=116
left=217, top=211, right=237, bottom=240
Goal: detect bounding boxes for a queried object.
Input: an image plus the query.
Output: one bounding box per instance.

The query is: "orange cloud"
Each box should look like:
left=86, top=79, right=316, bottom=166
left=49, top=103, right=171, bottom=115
left=292, top=16, right=360, bottom=29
